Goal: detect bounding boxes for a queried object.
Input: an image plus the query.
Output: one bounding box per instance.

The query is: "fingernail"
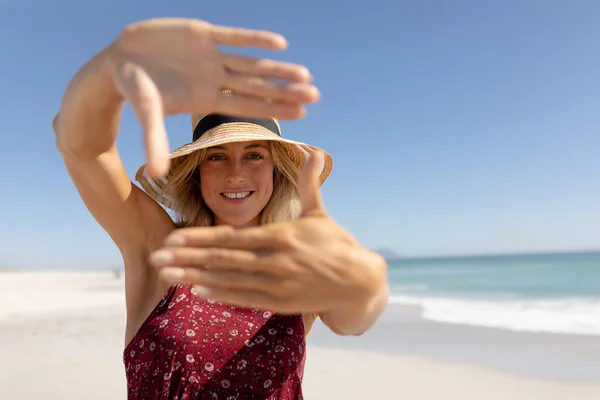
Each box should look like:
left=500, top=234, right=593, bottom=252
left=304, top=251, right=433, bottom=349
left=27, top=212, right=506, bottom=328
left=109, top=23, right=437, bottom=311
left=161, top=267, right=185, bottom=281
left=164, top=234, right=186, bottom=246
left=150, top=250, right=174, bottom=265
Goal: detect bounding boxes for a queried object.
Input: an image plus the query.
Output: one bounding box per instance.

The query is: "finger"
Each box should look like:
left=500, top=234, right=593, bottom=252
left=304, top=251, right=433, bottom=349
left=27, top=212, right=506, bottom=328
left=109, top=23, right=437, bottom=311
left=192, top=285, right=292, bottom=313
left=113, top=62, right=171, bottom=178
left=162, top=225, right=291, bottom=250
left=159, top=266, right=279, bottom=293
left=225, top=73, right=320, bottom=104
left=150, top=247, right=296, bottom=279
left=210, top=25, right=288, bottom=50
left=215, top=91, right=306, bottom=120
left=150, top=247, right=258, bottom=269
left=221, top=54, right=312, bottom=83
left=298, top=149, right=327, bottom=217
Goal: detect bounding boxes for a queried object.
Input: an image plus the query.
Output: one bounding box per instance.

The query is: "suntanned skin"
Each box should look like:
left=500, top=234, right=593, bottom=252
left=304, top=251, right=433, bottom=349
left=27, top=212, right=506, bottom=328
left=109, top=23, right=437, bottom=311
left=54, top=18, right=386, bottom=348
left=53, top=54, right=320, bottom=350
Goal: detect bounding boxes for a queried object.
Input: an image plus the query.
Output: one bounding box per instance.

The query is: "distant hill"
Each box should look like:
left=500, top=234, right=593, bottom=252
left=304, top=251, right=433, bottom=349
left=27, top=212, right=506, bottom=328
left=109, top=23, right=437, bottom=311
left=374, top=248, right=401, bottom=260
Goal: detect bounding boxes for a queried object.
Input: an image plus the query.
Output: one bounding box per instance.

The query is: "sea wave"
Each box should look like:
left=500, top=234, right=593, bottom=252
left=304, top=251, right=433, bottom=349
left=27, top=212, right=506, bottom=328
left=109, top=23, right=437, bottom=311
left=389, top=294, right=600, bottom=336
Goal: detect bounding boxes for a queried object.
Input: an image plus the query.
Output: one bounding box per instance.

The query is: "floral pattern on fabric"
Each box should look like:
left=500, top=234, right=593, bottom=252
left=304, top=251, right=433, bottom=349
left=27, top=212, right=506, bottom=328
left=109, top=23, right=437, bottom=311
left=123, top=284, right=306, bottom=399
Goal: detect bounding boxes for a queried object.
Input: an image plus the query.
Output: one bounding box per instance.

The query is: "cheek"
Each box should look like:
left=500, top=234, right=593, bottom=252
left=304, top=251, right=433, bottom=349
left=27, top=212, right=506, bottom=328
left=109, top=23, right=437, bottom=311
left=255, top=166, right=274, bottom=194
left=198, top=168, right=217, bottom=198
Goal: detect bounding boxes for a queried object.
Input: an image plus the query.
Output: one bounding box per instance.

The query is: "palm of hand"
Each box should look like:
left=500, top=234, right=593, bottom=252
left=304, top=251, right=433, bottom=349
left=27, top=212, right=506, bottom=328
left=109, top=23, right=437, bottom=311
left=103, top=18, right=320, bottom=177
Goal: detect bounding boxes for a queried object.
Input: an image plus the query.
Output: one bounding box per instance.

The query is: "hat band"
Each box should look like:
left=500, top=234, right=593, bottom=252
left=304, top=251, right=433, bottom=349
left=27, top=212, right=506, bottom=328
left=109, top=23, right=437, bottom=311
left=193, top=115, right=280, bottom=142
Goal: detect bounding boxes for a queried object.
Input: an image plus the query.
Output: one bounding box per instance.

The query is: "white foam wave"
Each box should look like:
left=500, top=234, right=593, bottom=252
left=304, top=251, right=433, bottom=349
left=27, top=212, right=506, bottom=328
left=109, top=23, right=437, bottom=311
left=389, top=295, right=600, bottom=336
left=393, top=284, right=430, bottom=292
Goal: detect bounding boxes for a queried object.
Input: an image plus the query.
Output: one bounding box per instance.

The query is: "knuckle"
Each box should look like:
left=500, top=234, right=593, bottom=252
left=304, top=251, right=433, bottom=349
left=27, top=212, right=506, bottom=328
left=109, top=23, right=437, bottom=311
left=209, top=248, right=230, bottom=264
left=264, top=254, right=296, bottom=277
left=216, top=226, right=235, bottom=241
left=171, top=248, right=191, bottom=264
left=116, top=21, right=152, bottom=49
left=272, top=226, right=296, bottom=248
left=244, top=76, right=265, bottom=92
left=182, top=20, right=199, bottom=35
left=243, top=56, right=260, bottom=70
left=278, top=261, right=300, bottom=278
left=188, top=268, right=205, bottom=282
left=118, top=23, right=141, bottom=42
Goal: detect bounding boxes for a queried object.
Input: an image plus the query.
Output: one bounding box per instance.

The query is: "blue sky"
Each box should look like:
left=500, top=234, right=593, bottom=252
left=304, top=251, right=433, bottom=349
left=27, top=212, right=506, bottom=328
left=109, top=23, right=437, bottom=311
left=0, top=1, right=599, bottom=268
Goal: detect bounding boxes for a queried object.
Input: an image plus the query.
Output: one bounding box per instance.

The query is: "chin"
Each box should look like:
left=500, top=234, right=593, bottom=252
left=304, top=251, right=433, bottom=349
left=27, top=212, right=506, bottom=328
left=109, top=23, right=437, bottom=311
left=216, top=213, right=262, bottom=228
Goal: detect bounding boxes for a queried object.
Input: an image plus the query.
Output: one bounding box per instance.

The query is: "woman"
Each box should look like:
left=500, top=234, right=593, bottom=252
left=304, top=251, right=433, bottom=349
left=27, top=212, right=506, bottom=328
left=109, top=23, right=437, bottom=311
left=53, top=18, right=388, bottom=399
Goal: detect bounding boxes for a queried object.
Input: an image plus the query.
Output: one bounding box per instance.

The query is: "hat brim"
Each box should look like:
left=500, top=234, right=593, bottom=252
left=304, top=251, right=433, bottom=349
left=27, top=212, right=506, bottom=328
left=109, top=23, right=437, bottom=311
left=134, top=122, right=333, bottom=211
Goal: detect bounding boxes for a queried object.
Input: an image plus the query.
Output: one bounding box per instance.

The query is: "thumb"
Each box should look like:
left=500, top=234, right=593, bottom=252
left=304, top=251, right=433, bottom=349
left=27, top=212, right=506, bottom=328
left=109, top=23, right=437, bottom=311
left=112, top=62, right=171, bottom=178
left=298, top=149, right=327, bottom=217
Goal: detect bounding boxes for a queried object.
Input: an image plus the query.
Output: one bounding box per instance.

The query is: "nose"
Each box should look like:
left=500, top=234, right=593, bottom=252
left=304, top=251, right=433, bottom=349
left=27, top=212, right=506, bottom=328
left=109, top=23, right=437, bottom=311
left=224, top=158, right=246, bottom=184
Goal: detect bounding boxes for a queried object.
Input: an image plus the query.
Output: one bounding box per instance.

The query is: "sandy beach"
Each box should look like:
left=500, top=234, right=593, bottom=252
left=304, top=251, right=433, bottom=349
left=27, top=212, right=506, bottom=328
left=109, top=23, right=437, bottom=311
left=1, top=270, right=599, bottom=399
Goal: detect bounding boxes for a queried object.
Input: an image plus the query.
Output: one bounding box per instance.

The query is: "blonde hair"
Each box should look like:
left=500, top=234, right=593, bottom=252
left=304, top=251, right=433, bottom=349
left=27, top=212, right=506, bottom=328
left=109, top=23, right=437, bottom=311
left=166, top=141, right=302, bottom=228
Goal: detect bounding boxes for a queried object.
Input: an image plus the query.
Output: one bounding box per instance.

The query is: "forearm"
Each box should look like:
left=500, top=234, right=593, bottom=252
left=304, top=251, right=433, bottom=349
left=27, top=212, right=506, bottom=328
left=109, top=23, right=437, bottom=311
left=320, top=281, right=389, bottom=336
left=54, top=49, right=124, bottom=159
left=320, top=252, right=389, bottom=336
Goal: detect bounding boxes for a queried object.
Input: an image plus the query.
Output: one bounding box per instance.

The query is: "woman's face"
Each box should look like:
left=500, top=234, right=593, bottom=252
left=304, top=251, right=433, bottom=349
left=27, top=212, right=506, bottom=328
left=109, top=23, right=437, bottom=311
left=199, top=140, right=274, bottom=227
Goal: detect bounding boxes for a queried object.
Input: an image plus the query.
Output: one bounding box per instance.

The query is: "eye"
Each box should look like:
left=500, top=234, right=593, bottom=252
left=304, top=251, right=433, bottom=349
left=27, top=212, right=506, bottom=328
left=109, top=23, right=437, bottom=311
left=247, top=153, right=264, bottom=160
left=207, top=154, right=225, bottom=161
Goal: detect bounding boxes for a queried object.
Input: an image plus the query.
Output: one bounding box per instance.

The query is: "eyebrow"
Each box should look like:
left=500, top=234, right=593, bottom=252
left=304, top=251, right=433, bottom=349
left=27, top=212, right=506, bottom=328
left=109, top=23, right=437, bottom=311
left=209, top=144, right=267, bottom=150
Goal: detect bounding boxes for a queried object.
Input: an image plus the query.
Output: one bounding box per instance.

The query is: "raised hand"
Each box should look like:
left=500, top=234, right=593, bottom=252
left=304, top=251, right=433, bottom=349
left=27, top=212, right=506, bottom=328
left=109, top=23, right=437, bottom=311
left=149, top=150, right=387, bottom=315
left=55, top=18, right=320, bottom=178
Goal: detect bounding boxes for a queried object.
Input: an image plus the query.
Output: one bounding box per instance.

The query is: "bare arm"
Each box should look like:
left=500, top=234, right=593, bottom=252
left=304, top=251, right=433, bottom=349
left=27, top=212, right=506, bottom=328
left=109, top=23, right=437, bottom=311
left=318, top=253, right=389, bottom=336
left=54, top=49, right=174, bottom=331
left=319, top=281, right=389, bottom=336
left=53, top=17, right=322, bottom=343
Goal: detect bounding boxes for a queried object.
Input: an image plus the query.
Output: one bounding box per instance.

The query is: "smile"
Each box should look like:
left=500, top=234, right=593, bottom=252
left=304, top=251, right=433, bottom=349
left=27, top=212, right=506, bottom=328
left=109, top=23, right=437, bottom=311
left=220, top=191, right=255, bottom=200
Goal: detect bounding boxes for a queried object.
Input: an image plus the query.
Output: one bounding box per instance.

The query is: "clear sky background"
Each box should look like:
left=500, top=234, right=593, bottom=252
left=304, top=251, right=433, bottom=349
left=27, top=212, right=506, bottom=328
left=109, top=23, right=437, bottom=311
left=0, top=1, right=598, bottom=269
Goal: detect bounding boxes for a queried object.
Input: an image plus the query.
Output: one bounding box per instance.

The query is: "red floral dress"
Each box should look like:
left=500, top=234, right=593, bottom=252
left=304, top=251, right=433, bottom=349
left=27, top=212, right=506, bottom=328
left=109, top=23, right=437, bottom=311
left=123, top=284, right=307, bottom=399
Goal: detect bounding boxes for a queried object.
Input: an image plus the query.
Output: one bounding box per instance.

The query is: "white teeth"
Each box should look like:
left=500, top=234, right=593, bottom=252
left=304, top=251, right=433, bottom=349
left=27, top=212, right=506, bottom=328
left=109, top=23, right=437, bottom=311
left=223, top=191, right=251, bottom=199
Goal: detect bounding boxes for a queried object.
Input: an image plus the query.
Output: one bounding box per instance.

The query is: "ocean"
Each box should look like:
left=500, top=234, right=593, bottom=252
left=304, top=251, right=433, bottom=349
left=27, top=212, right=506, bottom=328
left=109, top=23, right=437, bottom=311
left=387, top=251, right=600, bottom=336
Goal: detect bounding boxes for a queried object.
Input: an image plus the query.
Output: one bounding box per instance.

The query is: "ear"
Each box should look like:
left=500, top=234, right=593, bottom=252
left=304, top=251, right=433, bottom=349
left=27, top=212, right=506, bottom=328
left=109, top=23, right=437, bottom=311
left=297, top=149, right=327, bottom=218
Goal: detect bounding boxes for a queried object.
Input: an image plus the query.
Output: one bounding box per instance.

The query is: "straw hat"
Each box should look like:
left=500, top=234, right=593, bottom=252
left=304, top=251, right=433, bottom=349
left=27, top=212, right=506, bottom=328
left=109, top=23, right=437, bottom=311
left=135, top=113, right=333, bottom=210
